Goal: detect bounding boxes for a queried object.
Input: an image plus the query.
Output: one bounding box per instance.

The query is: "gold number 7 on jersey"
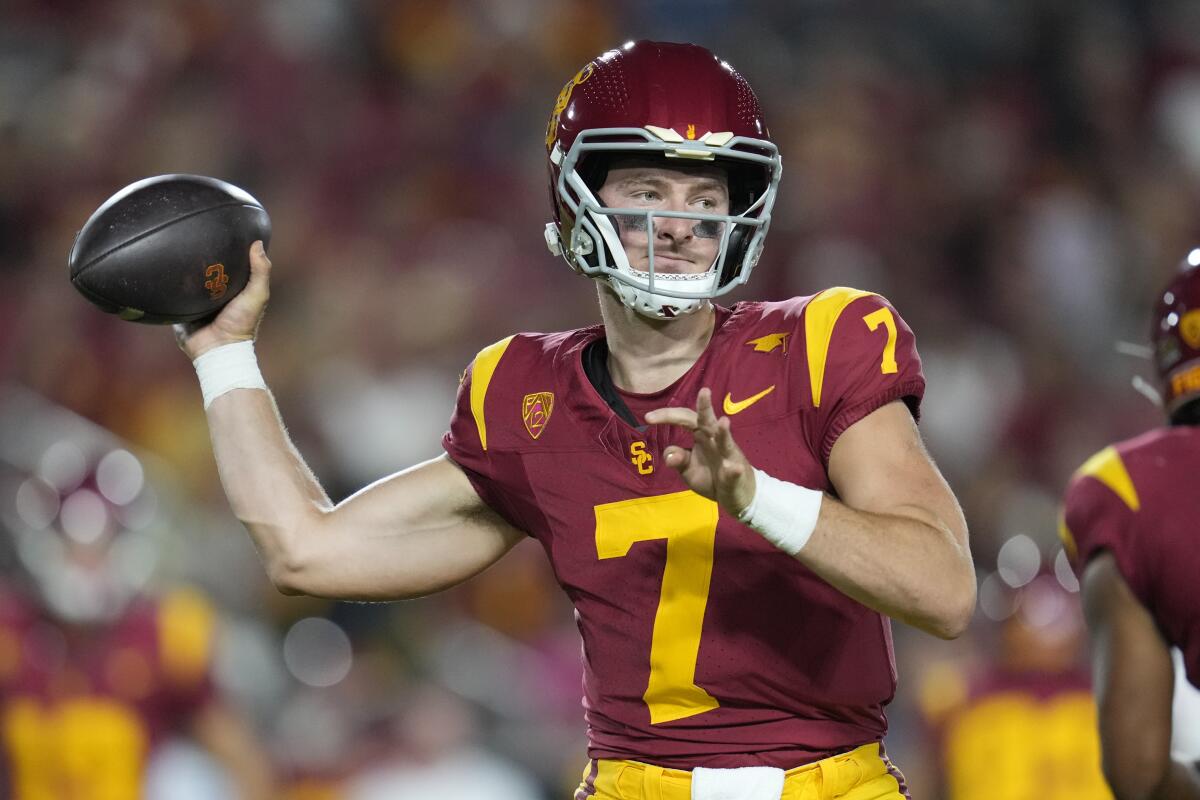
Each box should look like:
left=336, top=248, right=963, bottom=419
left=594, top=491, right=720, bottom=724
left=863, top=307, right=899, bottom=374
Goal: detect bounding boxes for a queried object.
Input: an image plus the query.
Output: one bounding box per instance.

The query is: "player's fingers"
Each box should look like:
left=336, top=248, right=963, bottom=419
left=716, top=416, right=739, bottom=456
left=245, top=241, right=271, bottom=296
left=695, top=388, right=721, bottom=437
left=644, top=407, right=699, bottom=429
left=664, top=445, right=692, bottom=471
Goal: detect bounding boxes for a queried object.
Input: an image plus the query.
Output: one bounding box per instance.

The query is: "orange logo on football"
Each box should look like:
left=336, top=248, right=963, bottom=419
left=522, top=392, right=554, bottom=439
left=204, top=263, right=229, bottom=300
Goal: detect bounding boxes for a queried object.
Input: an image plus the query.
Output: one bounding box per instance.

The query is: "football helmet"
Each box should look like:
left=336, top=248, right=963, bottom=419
left=544, top=41, right=782, bottom=319
left=1152, top=253, right=1200, bottom=420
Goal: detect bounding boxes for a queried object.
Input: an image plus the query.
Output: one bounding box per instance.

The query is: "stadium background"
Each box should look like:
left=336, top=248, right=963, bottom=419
left=1, top=0, right=1197, bottom=796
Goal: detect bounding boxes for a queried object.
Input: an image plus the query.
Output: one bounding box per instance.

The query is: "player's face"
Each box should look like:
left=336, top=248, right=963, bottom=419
left=596, top=160, right=731, bottom=275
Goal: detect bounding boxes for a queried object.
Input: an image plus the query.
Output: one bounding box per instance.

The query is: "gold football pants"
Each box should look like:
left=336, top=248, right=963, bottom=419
left=576, top=742, right=907, bottom=800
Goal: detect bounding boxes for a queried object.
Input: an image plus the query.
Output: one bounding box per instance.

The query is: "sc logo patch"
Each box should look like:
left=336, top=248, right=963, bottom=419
left=630, top=441, right=653, bottom=475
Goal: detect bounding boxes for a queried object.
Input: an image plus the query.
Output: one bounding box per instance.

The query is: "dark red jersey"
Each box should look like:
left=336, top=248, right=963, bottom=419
left=1060, top=426, right=1200, bottom=689
left=0, top=585, right=218, bottom=798
left=443, top=288, right=925, bottom=769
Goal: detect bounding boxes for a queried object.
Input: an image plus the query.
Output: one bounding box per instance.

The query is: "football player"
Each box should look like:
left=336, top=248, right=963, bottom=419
left=0, top=394, right=274, bottom=800
left=1060, top=257, right=1200, bottom=799
left=176, top=41, right=974, bottom=799
left=923, top=569, right=1112, bottom=799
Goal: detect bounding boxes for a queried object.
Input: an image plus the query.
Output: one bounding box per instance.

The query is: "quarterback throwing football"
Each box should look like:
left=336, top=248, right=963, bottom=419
left=178, top=42, right=975, bottom=800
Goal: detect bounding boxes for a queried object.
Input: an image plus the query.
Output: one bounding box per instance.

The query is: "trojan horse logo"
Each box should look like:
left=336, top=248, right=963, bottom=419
left=204, top=263, right=229, bottom=300
left=522, top=392, right=555, bottom=439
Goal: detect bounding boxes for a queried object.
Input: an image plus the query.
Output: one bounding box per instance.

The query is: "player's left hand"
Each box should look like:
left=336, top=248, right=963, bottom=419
left=645, top=387, right=756, bottom=516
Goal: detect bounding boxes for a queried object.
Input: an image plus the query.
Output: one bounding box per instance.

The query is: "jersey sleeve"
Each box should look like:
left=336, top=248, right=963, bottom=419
left=1059, top=447, right=1145, bottom=600
left=441, top=336, right=526, bottom=529
left=798, top=289, right=926, bottom=466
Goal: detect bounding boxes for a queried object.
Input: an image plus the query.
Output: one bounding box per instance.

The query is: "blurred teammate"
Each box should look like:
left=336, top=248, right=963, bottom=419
left=177, top=41, right=974, bottom=799
left=923, top=570, right=1111, bottom=800
left=0, top=394, right=273, bottom=799
left=1060, top=257, right=1200, bottom=799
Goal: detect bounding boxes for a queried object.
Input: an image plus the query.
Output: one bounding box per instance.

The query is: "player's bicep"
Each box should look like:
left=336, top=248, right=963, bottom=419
left=826, top=401, right=967, bottom=547
left=1081, top=551, right=1176, bottom=793
left=282, top=454, right=525, bottom=600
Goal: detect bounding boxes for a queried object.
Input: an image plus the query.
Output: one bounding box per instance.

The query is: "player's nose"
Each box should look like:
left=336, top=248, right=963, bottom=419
left=654, top=213, right=694, bottom=244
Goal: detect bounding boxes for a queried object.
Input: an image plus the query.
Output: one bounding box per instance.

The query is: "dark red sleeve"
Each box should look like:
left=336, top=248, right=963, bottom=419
left=801, top=294, right=926, bottom=466
left=441, top=360, right=527, bottom=531
left=1062, top=477, right=1144, bottom=601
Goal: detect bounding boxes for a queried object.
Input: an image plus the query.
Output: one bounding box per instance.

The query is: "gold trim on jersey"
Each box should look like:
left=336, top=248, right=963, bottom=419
left=1074, top=446, right=1141, bottom=512
left=469, top=335, right=515, bottom=451
left=804, top=287, right=877, bottom=408
left=1059, top=445, right=1141, bottom=561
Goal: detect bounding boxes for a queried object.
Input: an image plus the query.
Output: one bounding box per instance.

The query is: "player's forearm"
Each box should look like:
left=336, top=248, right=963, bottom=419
left=796, top=497, right=976, bottom=638
left=205, top=387, right=332, bottom=589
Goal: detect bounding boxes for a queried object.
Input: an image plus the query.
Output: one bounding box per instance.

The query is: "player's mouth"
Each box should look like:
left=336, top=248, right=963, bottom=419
left=642, top=253, right=700, bottom=274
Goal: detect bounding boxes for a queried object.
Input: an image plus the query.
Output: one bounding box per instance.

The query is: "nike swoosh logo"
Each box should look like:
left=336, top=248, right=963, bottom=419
left=723, top=385, right=775, bottom=415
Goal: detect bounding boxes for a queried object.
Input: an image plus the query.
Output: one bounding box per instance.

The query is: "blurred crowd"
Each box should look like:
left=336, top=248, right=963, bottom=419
left=4, top=0, right=1200, bottom=797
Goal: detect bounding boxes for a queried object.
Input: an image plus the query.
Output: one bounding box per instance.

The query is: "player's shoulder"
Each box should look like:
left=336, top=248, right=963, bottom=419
left=732, top=288, right=919, bottom=410
left=452, top=326, right=598, bottom=455
left=466, top=327, right=596, bottom=381
left=1063, top=427, right=1178, bottom=505
left=1058, top=429, right=1175, bottom=568
left=735, top=287, right=904, bottom=345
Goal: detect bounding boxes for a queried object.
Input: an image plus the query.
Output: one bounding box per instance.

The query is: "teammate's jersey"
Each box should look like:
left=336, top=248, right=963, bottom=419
left=0, top=584, right=218, bottom=798
left=443, top=288, right=925, bottom=769
left=928, top=667, right=1111, bottom=800
left=1060, top=426, right=1200, bottom=690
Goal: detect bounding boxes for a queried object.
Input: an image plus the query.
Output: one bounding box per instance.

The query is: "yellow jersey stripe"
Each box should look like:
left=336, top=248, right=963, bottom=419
left=1057, top=514, right=1078, bottom=561
left=1074, top=445, right=1141, bottom=512
left=804, top=287, right=877, bottom=408
left=470, top=335, right=515, bottom=451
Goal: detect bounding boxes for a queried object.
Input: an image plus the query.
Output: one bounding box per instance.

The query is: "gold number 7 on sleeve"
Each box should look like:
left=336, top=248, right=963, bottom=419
left=594, top=491, right=721, bottom=725
left=863, top=307, right=899, bottom=375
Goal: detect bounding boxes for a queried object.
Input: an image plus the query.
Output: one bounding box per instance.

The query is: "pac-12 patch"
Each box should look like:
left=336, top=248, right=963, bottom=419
left=522, top=392, right=554, bottom=439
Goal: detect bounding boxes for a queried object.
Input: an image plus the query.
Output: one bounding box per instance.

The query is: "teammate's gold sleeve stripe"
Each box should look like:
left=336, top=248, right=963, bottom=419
left=1057, top=514, right=1078, bottom=562
left=804, top=287, right=877, bottom=408
left=1074, top=445, right=1141, bottom=512
left=470, top=335, right=515, bottom=451
left=158, top=587, right=215, bottom=687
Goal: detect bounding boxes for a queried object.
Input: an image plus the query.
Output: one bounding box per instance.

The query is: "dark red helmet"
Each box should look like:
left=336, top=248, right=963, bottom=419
left=543, top=41, right=782, bottom=319
left=1152, top=254, right=1200, bottom=418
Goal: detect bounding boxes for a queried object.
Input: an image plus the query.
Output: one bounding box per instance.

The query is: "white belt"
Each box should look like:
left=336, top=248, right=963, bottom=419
left=690, top=766, right=785, bottom=800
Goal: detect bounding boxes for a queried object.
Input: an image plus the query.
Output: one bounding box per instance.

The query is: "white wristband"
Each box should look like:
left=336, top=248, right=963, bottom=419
left=737, top=468, right=823, bottom=555
left=193, top=340, right=267, bottom=409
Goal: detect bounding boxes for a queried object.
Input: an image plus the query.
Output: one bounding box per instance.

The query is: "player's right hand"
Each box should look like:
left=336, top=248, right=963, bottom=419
left=175, top=241, right=271, bottom=360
